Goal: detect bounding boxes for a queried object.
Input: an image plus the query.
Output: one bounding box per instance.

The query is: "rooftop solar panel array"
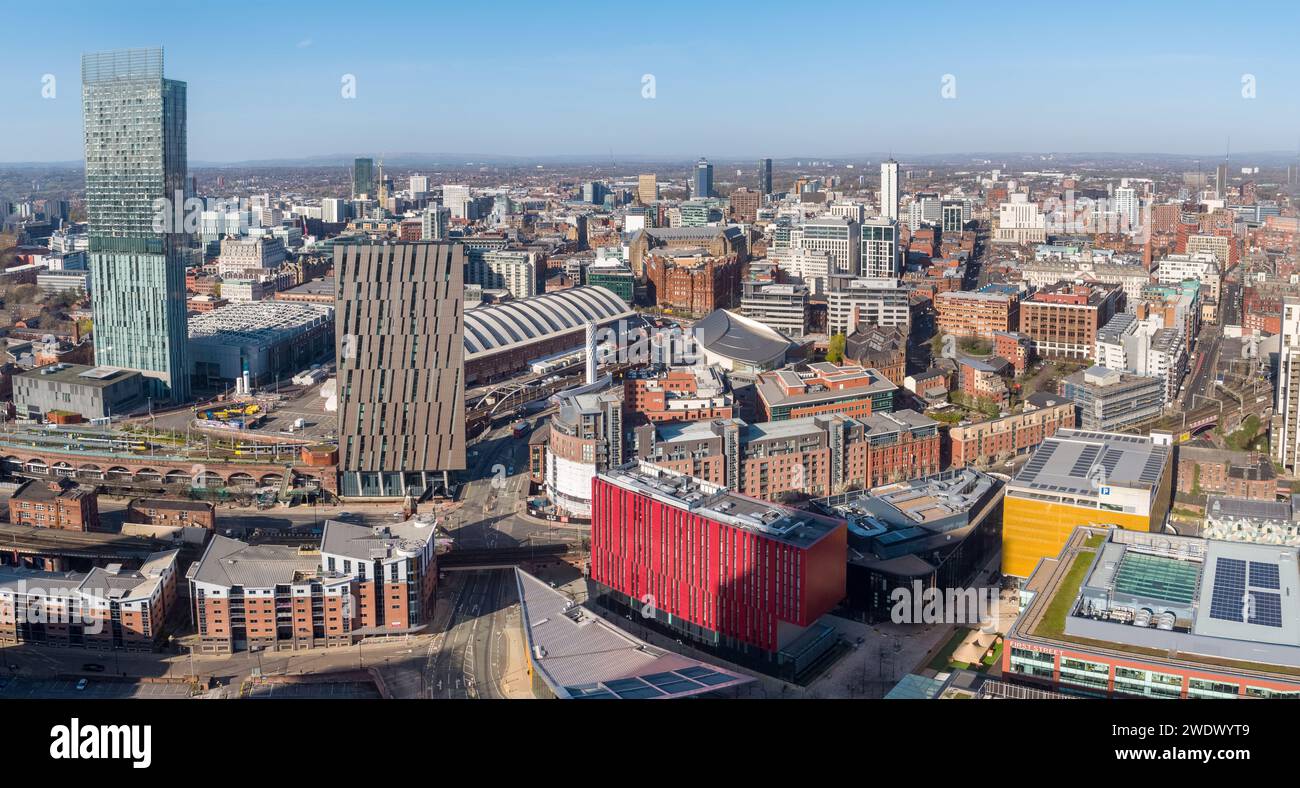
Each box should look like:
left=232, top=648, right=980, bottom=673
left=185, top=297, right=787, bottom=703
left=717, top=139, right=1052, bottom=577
left=1208, top=557, right=1247, bottom=623
left=1100, top=447, right=1124, bottom=478
left=1250, top=561, right=1281, bottom=590
left=1249, top=590, right=1284, bottom=628
left=1069, top=444, right=1102, bottom=479
left=1208, top=557, right=1287, bottom=629
left=565, top=666, right=741, bottom=699
left=1138, top=451, right=1168, bottom=486
left=1019, top=440, right=1058, bottom=482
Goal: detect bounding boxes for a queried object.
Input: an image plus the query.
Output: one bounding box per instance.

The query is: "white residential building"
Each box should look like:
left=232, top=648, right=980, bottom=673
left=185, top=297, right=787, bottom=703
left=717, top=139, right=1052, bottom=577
left=1156, top=252, right=1221, bottom=304
left=1094, top=312, right=1186, bottom=404
left=466, top=249, right=537, bottom=300
left=860, top=217, right=900, bottom=278
left=443, top=184, right=472, bottom=219
left=826, top=277, right=910, bottom=335
left=880, top=159, right=899, bottom=221
left=799, top=215, right=860, bottom=277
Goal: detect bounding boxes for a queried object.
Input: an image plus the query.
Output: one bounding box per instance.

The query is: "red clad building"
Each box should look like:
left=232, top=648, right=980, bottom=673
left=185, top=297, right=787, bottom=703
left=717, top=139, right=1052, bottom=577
left=590, top=463, right=846, bottom=666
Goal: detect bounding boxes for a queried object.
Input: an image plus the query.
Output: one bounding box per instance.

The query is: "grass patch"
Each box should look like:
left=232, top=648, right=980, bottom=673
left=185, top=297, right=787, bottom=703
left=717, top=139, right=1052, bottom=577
left=926, top=629, right=971, bottom=672
left=1033, top=549, right=1095, bottom=640
left=958, top=337, right=994, bottom=356
left=1082, top=533, right=1106, bottom=549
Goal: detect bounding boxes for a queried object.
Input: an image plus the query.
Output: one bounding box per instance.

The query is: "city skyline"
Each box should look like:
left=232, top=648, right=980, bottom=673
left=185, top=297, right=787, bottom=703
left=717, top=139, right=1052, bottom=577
left=4, top=1, right=1300, bottom=162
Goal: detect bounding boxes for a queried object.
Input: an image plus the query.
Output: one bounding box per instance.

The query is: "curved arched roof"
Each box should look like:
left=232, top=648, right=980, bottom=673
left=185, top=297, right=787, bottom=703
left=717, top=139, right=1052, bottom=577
left=694, top=309, right=793, bottom=365
left=463, top=286, right=634, bottom=358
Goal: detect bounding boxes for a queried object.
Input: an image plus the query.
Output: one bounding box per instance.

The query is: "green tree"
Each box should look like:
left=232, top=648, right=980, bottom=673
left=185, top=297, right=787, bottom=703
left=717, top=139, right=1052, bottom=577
left=826, top=333, right=847, bottom=363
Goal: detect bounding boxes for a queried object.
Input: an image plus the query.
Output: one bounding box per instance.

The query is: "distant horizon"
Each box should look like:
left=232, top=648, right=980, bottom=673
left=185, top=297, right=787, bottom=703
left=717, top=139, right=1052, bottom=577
left=4, top=149, right=1300, bottom=170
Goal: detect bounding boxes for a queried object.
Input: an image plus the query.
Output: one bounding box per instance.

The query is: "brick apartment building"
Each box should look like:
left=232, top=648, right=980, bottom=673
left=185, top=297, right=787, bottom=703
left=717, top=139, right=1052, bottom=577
left=956, top=356, right=1011, bottom=407
left=993, top=330, right=1034, bottom=375
left=636, top=410, right=941, bottom=501
left=935, top=290, right=1019, bottom=339
left=945, top=396, right=1076, bottom=468
left=0, top=550, right=180, bottom=651
left=1243, top=286, right=1283, bottom=335
left=1018, top=281, right=1125, bottom=360
left=1175, top=446, right=1278, bottom=500
left=7, top=480, right=100, bottom=532
left=127, top=498, right=217, bottom=530
left=623, top=366, right=734, bottom=425
left=729, top=188, right=762, bottom=223
left=189, top=518, right=437, bottom=654
left=756, top=362, right=897, bottom=421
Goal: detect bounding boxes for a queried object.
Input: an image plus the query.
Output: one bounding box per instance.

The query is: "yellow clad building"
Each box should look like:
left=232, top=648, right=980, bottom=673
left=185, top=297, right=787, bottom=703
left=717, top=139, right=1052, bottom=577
left=1002, top=429, right=1173, bottom=578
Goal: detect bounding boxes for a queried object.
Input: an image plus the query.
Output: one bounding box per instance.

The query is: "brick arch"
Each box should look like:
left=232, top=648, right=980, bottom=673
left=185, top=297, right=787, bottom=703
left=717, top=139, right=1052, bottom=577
left=163, top=469, right=190, bottom=485
left=226, top=472, right=257, bottom=489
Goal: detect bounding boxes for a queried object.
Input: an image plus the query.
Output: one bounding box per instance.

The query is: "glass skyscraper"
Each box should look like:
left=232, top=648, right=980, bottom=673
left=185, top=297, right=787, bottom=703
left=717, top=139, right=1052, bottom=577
left=353, top=158, right=375, bottom=199
left=82, top=47, right=191, bottom=403
left=695, top=157, right=714, bottom=199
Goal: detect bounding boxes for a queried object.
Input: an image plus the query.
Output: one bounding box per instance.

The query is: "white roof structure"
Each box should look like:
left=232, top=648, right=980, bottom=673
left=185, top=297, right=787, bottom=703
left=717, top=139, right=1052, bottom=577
left=515, top=569, right=752, bottom=699
left=462, top=285, right=632, bottom=360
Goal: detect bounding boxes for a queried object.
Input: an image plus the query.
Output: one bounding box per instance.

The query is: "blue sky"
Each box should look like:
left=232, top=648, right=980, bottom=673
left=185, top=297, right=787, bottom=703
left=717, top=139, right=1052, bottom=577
left=3, top=0, right=1300, bottom=162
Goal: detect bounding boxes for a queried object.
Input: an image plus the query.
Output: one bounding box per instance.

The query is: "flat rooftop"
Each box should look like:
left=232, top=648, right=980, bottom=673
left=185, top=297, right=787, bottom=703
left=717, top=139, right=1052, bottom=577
left=14, top=362, right=138, bottom=388
left=278, top=278, right=335, bottom=297
left=758, top=364, right=897, bottom=409
left=1010, top=428, right=1169, bottom=498
left=822, top=468, right=1002, bottom=528
left=1015, top=527, right=1300, bottom=679
left=599, top=462, right=842, bottom=550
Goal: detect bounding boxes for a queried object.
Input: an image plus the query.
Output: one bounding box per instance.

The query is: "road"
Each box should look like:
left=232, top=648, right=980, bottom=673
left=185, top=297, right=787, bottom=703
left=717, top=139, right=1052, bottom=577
left=443, top=417, right=574, bottom=549
left=424, top=569, right=515, bottom=699
left=1182, top=326, right=1223, bottom=410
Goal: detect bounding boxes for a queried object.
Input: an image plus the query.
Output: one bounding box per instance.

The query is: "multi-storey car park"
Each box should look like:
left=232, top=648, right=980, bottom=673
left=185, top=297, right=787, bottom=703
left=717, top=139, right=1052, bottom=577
left=1001, top=428, right=1173, bottom=579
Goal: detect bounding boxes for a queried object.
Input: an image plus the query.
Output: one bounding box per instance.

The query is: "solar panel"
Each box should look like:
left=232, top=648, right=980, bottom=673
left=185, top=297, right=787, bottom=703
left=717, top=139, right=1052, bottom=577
left=566, top=685, right=617, bottom=699
left=1069, top=444, right=1102, bottom=478
left=642, top=672, right=691, bottom=687
left=1138, top=454, right=1165, bottom=485
left=1020, top=441, right=1058, bottom=481
left=1249, top=562, right=1281, bottom=590
left=655, top=679, right=704, bottom=694
left=1100, top=447, right=1124, bottom=477
left=1248, top=591, right=1284, bottom=628
left=674, top=666, right=717, bottom=679
left=1208, top=557, right=1247, bottom=623
left=694, top=672, right=737, bottom=686
left=612, top=684, right=667, bottom=699
left=604, top=678, right=653, bottom=692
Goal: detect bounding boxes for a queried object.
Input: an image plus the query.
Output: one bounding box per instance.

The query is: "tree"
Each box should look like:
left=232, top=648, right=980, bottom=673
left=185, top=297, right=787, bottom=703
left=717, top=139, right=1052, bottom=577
left=826, top=333, right=847, bottom=363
